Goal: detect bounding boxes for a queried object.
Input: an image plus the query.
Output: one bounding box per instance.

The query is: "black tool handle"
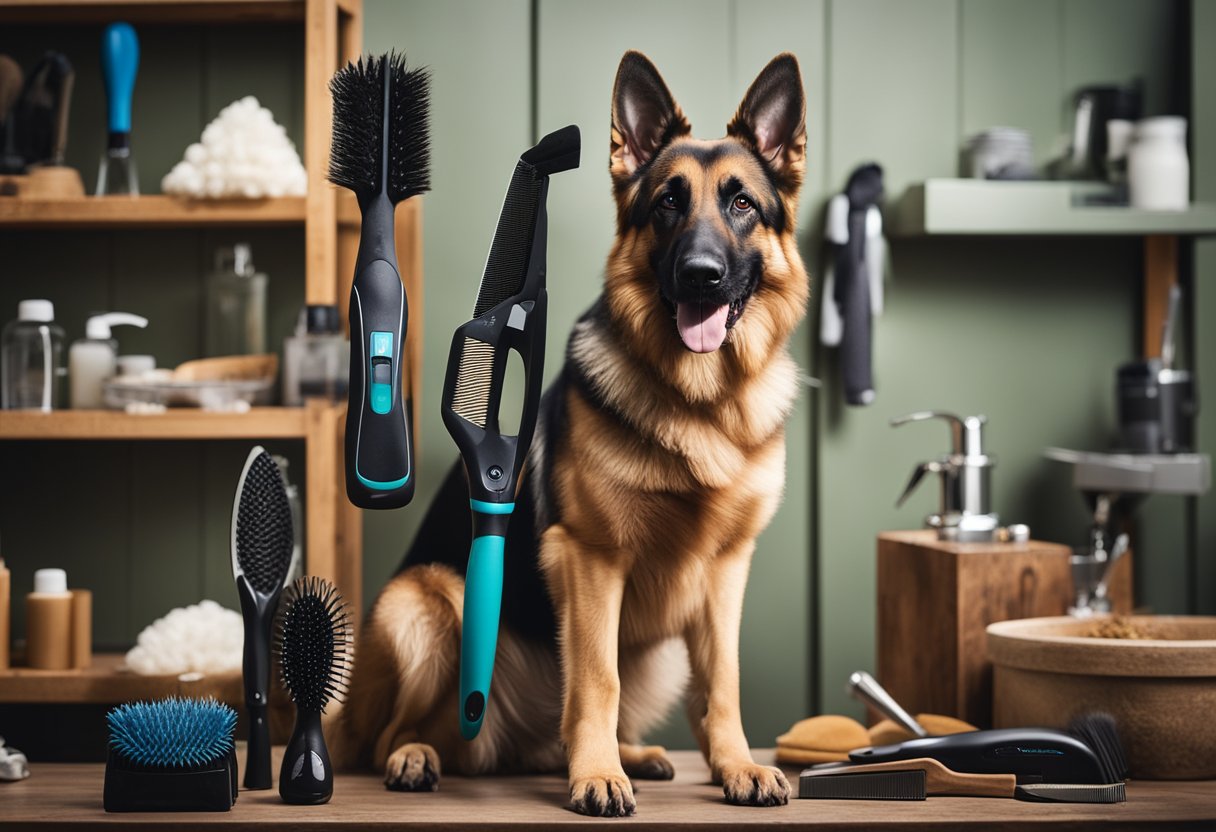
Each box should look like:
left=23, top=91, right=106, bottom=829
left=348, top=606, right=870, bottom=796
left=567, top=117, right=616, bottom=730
left=237, top=577, right=274, bottom=790
left=279, top=709, right=333, bottom=805
left=837, top=207, right=874, bottom=406
left=345, top=192, right=414, bottom=509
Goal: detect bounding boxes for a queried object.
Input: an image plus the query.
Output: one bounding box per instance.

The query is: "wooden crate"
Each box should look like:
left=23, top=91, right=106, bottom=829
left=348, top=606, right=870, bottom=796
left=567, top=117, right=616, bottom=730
left=876, top=530, right=1133, bottom=728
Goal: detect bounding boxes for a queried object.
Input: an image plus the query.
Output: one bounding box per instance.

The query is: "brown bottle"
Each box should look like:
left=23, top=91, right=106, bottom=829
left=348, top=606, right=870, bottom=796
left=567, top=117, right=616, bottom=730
left=27, top=568, right=72, bottom=670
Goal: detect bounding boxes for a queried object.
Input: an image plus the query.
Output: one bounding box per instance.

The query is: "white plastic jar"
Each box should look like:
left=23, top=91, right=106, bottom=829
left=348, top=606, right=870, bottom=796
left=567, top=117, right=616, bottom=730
left=1128, top=117, right=1189, bottom=210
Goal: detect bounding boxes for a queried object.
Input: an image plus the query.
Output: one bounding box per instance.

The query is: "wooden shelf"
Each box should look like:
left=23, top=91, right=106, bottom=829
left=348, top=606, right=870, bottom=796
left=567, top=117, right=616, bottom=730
left=889, top=179, right=1216, bottom=237
left=0, top=0, right=313, bottom=24
left=0, top=408, right=311, bottom=440
left=0, top=653, right=242, bottom=704
left=0, top=195, right=307, bottom=229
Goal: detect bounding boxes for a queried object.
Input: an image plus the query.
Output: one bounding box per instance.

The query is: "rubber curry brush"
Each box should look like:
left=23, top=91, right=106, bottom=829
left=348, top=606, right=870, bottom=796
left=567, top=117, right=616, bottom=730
left=103, top=697, right=238, bottom=812
left=231, top=446, right=295, bottom=790
left=800, top=714, right=1129, bottom=804
left=273, top=576, right=352, bottom=805
left=441, top=124, right=580, bottom=740
left=328, top=52, right=431, bottom=509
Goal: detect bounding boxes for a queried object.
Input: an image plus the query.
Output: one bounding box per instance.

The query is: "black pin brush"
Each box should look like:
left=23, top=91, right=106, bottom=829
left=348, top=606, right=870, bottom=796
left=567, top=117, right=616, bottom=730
left=328, top=53, right=430, bottom=510
left=231, top=446, right=294, bottom=790
left=440, top=124, right=580, bottom=740
left=273, top=576, right=352, bottom=805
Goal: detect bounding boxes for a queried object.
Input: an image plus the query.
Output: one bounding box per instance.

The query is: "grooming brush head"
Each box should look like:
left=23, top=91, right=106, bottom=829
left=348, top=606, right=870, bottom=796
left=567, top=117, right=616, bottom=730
left=274, top=576, right=352, bottom=713
left=1067, top=712, right=1129, bottom=783
left=385, top=52, right=431, bottom=202
left=327, top=52, right=430, bottom=202
left=1016, top=782, right=1127, bottom=804
left=233, top=449, right=294, bottom=595
left=107, top=697, right=237, bottom=770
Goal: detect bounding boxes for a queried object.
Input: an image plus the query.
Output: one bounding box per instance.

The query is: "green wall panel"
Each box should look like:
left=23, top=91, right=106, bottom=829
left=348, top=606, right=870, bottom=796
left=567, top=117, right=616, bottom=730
left=358, top=0, right=534, bottom=606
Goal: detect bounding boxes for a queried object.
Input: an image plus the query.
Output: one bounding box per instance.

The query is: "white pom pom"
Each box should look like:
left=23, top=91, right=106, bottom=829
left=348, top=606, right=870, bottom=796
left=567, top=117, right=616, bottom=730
left=162, top=97, right=306, bottom=201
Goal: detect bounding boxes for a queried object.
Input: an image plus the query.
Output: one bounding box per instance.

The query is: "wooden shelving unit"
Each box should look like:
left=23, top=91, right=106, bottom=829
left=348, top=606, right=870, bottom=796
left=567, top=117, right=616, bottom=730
left=0, top=408, right=309, bottom=439
left=889, top=178, right=1214, bottom=362
left=0, top=0, right=422, bottom=705
left=0, top=195, right=307, bottom=228
left=889, top=179, right=1216, bottom=237
left=0, top=654, right=241, bottom=704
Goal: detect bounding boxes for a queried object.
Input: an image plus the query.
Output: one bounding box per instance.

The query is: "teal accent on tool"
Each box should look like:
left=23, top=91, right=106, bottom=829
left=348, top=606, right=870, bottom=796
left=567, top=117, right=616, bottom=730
left=459, top=528, right=507, bottom=740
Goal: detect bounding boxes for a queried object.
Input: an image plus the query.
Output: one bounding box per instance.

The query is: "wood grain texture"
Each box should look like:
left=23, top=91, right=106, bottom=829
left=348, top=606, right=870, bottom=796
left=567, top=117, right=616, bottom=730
left=0, top=409, right=310, bottom=439
left=2, top=749, right=1214, bottom=829
left=0, top=652, right=241, bottom=704
left=0, top=0, right=309, bottom=24
left=877, top=530, right=1133, bottom=728
left=1143, top=235, right=1179, bottom=359
left=304, top=0, right=338, bottom=305
left=0, top=196, right=307, bottom=228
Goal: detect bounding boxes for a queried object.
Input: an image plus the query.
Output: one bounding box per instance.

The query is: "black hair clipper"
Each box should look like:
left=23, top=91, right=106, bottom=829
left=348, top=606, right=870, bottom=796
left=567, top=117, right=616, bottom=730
left=327, top=53, right=431, bottom=509
left=441, top=125, right=580, bottom=739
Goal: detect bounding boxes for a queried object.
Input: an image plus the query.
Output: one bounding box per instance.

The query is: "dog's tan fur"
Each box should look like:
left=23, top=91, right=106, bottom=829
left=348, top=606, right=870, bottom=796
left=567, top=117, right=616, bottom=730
left=332, top=50, right=808, bottom=816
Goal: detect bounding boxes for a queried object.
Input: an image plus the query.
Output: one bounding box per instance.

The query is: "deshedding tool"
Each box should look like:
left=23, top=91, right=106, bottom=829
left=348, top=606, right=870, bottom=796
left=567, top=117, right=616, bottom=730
left=231, top=447, right=294, bottom=790
left=442, top=125, right=580, bottom=739
left=328, top=53, right=430, bottom=510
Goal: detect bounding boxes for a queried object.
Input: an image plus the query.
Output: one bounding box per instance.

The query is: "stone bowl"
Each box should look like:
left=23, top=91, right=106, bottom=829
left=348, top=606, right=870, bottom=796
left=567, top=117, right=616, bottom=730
left=987, top=615, right=1216, bottom=780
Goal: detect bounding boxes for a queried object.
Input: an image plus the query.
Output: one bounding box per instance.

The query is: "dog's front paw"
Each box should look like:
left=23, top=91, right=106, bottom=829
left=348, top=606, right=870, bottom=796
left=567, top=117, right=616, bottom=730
left=721, top=763, right=790, bottom=807
left=570, top=773, right=636, bottom=817
left=384, top=742, right=441, bottom=792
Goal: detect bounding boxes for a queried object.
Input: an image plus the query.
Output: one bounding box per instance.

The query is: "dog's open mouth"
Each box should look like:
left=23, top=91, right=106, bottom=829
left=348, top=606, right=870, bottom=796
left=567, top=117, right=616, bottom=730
left=672, top=295, right=751, bottom=353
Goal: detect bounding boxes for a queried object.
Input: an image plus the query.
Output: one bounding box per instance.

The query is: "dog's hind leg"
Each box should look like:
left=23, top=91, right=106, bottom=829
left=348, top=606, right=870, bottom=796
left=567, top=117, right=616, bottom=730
left=341, top=564, right=462, bottom=791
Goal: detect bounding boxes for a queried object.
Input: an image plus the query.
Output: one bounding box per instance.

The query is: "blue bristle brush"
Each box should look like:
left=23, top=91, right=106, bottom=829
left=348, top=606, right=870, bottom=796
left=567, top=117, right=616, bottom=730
left=103, top=697, right=238, bottom=812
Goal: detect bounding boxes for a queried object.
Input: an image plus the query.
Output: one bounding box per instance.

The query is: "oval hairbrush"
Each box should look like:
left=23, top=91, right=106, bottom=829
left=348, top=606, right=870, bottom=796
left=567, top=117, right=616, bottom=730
left=273, top=576, right=352, bottom=805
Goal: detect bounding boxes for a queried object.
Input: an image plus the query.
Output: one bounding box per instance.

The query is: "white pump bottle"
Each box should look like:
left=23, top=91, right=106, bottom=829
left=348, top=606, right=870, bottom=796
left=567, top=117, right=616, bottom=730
left=69, top=312, right=148, bottom=408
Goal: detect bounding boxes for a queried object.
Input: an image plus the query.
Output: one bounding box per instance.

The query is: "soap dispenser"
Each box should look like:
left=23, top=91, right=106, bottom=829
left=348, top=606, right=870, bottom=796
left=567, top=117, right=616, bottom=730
left=69, top=312, right=148, bottom=408
left=890, top=410, right=1002, bottom=542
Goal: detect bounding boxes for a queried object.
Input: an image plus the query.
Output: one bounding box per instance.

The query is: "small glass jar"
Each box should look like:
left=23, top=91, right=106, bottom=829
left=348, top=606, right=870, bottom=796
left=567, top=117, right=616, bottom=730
left=1128, top=117, right=1189, bottom=210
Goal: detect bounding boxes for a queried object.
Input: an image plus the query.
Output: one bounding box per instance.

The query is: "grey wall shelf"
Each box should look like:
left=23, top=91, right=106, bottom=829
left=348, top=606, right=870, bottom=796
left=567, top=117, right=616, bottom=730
left=889, top=179, right=1216, bottom=237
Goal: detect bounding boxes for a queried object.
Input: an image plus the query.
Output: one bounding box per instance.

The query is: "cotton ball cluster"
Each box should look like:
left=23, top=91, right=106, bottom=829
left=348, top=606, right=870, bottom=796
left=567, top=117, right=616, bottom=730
left=125, top=599, right=244, bottom=675
left=162, top=96, right=307, bottom=198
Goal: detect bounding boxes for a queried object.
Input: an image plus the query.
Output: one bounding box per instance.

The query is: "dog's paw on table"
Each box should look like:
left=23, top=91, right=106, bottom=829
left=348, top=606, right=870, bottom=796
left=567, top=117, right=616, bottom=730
left=384, top=742, right=441, bottom=792
left=721, top=763, right=791, bottom=807
left=569, top=773, right=637, bottom=817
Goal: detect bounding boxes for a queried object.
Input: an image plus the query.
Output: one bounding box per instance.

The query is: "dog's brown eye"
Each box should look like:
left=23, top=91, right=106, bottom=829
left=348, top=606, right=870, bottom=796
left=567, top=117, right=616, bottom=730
left=733, top=196, right=753, bottom=212
left=660, top=193, right=678, bottom=211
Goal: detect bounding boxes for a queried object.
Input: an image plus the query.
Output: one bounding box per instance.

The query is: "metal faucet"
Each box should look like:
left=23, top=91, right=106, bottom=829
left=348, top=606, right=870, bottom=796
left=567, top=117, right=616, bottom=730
left=891, top=411, right=1008, bottom=542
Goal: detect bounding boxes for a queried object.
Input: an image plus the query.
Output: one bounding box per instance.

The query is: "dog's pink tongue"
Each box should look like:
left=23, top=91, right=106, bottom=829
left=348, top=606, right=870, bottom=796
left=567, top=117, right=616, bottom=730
left=676, top=301, right=730, bottom=353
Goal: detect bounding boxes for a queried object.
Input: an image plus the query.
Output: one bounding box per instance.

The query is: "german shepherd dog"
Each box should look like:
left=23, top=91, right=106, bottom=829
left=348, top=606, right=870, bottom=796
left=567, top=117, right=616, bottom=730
left=333, top=50, right=808, bottom=817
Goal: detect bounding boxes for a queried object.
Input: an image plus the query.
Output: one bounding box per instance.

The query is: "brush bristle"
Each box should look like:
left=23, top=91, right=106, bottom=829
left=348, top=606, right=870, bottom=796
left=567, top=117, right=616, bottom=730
left=386, top=53, right=431, bottom=202
left=327, top=52, right=430, bottom=201
left=450, top=337, right=495, bottom=427
left=107, top=697, right=236, bottom=770
left=234, top=451, right=294, bottom=595
left=473, top=162, right=543, bottom=316
left=1067, top=712, right=1129, bottom=783
left=274, top=576, right=352, bottom=713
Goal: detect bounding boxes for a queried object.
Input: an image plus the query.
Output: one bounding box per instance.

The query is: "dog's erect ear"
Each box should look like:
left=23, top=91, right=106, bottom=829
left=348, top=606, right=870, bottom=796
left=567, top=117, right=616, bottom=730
left=610, top=51, right=691, bottom=180
left=728, top=53, right=806, bottom=187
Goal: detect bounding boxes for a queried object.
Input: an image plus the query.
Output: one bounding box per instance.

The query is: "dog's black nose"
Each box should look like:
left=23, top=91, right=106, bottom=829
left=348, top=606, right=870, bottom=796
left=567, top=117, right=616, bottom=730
left=678, top=255, right=725, bottom=289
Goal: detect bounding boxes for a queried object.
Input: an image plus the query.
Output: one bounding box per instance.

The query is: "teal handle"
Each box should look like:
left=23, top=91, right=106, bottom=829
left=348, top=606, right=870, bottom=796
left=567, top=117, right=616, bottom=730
left=460, top=529, right=506, bottom=740
left=101, top=23, right=139, bottom=134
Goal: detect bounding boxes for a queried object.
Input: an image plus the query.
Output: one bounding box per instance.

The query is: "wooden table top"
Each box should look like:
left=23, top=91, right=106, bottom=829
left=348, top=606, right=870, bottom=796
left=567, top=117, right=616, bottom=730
left=2, top=749, right=1213, bottom=830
